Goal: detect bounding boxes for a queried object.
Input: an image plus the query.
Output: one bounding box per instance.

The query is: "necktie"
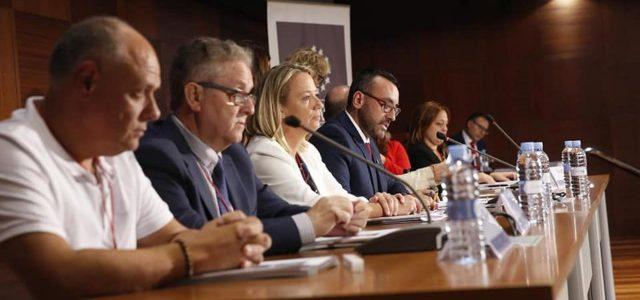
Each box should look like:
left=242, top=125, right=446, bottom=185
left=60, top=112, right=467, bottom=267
left=295, top=154, right=319, bottom=193
left=364, top=143, right=372, bottom=159
left=364, top=142, right=381, bottom=191
left=212, top=162, right=233, bottom=214
left=470, top=141, right=480, bottom=170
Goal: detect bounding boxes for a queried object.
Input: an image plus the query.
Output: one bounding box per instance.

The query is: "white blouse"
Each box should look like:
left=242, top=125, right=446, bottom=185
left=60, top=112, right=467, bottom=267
left=246, top=136, right=366, bottom=206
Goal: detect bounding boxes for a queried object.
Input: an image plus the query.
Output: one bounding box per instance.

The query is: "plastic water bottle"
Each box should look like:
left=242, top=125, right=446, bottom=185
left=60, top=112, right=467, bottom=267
left=569, top=140, right=590, bottom=203
left=534, top=142, right=552, bottom=214
left=561, top=141, right=573, bottom=198
left=517, top=142, right=546, bottom=224
left=441, top=145, right=486, bottom=264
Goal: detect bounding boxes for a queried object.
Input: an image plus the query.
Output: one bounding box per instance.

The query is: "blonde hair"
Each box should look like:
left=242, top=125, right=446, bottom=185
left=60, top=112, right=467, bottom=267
left=246, top=63, right=314, bottom=153
left=286, top=48, right=330, bottom=87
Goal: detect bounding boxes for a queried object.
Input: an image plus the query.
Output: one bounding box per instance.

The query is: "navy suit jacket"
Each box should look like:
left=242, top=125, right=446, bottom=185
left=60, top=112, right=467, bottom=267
left=135, top=117, right=309, bottom=255
left=310, top=111, right=408, bottom=199
left=450, top=131, right=486, bottom=152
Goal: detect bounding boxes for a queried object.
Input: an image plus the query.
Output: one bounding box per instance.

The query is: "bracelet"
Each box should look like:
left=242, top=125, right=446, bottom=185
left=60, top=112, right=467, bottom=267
left=175, top=239, right=194, bottom=278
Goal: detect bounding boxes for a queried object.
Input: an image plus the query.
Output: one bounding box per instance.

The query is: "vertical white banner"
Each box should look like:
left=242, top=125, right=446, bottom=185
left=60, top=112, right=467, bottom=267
left=267, top=1, right=352, bottom=89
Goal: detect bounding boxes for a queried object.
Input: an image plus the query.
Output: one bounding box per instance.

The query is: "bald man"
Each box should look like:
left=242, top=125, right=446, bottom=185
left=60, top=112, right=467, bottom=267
left=324, top=84, right=349, bottom=121
left=0, top=16, right=270, bottom=297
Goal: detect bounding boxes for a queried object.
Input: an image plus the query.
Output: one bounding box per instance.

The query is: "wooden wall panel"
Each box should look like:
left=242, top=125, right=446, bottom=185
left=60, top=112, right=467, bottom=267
left=14, top=11, right=68, bottom=100
left=153, top=1, right=222, bottom=115
left=0, top=8, right=20, bottom=120
left=4, top=0, right=232, bottom=116
left=70, top=0, right=116, bottom=21
left=12, top=0, right=69, bottom=21
left=116, top=0, right=158, bottom=40
left=345, top=0, right=640, bottom=237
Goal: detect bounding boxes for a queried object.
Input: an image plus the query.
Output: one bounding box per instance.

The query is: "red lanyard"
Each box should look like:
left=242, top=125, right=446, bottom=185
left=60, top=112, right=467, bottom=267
left=94, top=159, right=117, bottom=249
left=295, top=154, right=319, bottom=193
left=196, top=162, right=233, bottom=213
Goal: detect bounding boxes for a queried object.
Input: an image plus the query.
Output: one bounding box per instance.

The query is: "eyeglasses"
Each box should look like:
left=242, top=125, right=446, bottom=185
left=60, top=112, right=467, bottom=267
left=359, top=90, right=401, bottom=117
left=471, top=119, right=489, bottom=134
left=195, top=81, right=255, bottom=106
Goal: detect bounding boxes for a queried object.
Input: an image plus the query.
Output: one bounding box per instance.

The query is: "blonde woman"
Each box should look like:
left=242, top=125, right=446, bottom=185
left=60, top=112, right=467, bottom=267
left=246, top=64, right=420, bottom=217
left=286, top=47, right=330, bottom=90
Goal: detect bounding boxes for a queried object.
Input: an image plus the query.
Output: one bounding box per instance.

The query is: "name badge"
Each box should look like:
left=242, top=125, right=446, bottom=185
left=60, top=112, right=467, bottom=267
left=477, top=202, right=514, bottom=260
left=543, top=173, right=551, bottom=184
left=549, top=165, right=565, bottom=191
left=571, top=166, right=587, bottom=176
left=521, top=180, right=544, bottom=194
left=499, top=190, right=530, bottom=235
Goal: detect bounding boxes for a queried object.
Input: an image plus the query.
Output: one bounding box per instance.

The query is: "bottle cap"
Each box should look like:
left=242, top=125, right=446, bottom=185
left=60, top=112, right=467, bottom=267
left=534, top=142, right=543, bottom=151
left=448, top=145, right=471, bottom=162
left=572, top=140, right=582, bottom=148
left=521, top=142, right=535, bottom=152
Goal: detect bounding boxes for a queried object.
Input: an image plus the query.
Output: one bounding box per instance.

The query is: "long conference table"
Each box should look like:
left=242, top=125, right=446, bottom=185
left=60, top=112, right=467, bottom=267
left=105, top=175, right=614, bottom=300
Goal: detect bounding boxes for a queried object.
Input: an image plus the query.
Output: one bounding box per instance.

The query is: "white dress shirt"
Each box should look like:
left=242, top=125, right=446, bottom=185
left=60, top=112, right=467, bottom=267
left=172, top=116, right=226, bottom=216
left=346, top=111, right=370, bottom=143
left=462, top=130, right=474, bottom=147
left=172, top=117, right=315, bottom=243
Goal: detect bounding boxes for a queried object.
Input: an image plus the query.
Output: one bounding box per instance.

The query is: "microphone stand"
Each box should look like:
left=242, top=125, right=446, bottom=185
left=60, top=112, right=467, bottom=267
left=585, top=147, right=640, bottom=177
left=486, top=114, right=521, bottom=151
left=440, top=133, right=516, bottom=169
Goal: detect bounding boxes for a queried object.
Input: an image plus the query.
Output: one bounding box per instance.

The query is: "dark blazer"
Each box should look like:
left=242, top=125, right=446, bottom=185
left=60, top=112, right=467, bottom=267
left=135, top=117, right=309, bottom=255
left=310, top=111, right=407, bottom=198
left=449, top=131, right=486, bottom=152
left=406, top=142, right=443, bottom=171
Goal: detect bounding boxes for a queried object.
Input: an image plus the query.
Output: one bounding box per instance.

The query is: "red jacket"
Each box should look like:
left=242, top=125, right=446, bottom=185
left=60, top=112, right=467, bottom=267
left=383, top=140, right=411, bottom=175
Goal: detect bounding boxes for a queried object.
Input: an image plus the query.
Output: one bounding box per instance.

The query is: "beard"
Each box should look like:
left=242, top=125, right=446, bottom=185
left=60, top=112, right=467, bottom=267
left=358, top=109, right=386, bottom=140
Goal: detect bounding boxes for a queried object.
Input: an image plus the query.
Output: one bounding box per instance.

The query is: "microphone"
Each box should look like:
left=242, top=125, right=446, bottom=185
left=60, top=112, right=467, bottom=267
left=485, top=114, right=521, bottom=151
left=284, top=116, right=433, bottom=223
left=585, top=147, right=640, bottom=177
left=437, top=132, right=516, bottom=169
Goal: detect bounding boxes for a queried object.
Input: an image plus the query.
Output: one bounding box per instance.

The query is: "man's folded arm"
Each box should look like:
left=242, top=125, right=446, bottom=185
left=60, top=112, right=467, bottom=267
left=0, top=220, right=187, bottom=298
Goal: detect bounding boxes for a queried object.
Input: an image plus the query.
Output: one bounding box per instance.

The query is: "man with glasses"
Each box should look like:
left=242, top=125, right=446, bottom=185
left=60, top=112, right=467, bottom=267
left=0, top=18, right=271, bottom=297
left=311, top=68, right=425, bottom=206
left=135, top=37, right=367, bottom=255
left=450, top=112, right=491, bottom=171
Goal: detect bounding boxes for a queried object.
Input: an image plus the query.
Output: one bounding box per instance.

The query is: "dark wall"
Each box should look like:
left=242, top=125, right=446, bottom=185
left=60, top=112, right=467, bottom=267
left=0, top=0, right=638, bottom=239
left=0, top=0, right=268, bottom=119
left=345, top=0, right=640, bottom=237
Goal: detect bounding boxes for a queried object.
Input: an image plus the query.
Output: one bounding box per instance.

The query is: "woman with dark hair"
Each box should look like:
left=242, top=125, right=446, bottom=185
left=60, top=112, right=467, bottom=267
left=406, top=101, right=514, bottom=183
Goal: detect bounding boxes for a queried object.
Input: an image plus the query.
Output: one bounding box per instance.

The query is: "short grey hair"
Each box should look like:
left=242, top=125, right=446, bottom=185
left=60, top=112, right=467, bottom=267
left=169, top=37, right=253, bottom=111
left=48, top=16, right=132, bottom=87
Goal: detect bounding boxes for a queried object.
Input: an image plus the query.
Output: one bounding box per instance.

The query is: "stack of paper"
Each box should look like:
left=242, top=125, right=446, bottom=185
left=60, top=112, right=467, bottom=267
left=180, top=255, right=338, bottom=284
left=300, top=229, right=399, bottom=251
